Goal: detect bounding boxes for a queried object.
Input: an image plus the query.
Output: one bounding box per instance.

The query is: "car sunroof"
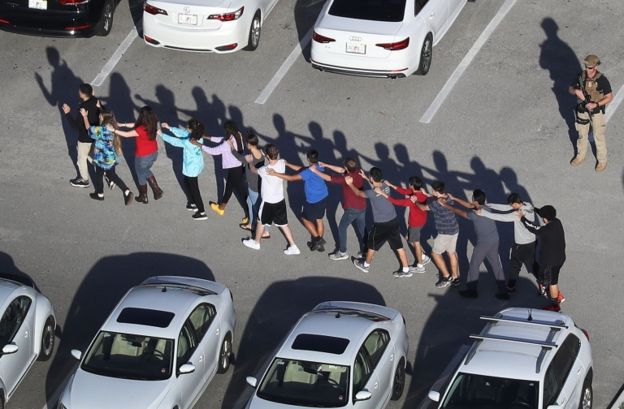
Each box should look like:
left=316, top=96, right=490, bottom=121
left=117, top=307, right=175, bottom=328
left=292, top=334, right=350, bottom=354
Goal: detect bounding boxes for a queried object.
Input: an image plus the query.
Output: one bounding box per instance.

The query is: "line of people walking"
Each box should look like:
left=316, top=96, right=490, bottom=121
left=61, top=83, right=568, bottom=311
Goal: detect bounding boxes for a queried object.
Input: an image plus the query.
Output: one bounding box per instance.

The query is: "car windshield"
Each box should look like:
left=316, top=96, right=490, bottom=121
left=441, top=373, right=539, bottom=409
left=329, top=0, right=406, bottom=22
left=81, top=331, right=173, bottom=381
left=257, top=358, right=350, bottom=407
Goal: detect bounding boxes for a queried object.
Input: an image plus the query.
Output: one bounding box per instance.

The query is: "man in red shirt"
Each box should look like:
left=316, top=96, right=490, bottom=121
left=380, top=177, right=431, bottom=273
left=311, top=158, right=367, bottom=260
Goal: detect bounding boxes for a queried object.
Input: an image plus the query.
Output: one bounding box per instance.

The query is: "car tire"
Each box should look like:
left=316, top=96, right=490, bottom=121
left=96, top=0, right=115, bottom=37
left=245, top=12, right=261, bottom=51
left=37, top=316, right=55, bottom=361
left=579, top=375, right=592, bottom=409
left=217, top=333, right=233, bottom=374
left=390, top=358, right=406, bottom=401
left=414, top=33, right=433, bottom=76
left=0, top=393, right=4, bottom=409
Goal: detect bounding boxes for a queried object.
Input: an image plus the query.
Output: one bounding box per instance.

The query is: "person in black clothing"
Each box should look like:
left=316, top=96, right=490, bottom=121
left=519, top=205, right=566, bottom=311
left=62, top=83, right=100, bottom=188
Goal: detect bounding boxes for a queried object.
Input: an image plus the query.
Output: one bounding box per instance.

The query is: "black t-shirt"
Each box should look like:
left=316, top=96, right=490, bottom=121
left=573, top=72, right=612, bottom=95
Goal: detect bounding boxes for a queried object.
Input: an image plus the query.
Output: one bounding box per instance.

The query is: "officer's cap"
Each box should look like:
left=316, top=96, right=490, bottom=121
left=584, top=55, right=601, bottom=67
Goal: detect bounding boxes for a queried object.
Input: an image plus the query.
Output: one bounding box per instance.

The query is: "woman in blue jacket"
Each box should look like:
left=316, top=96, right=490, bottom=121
left=160, top=119, right=207, bottom=220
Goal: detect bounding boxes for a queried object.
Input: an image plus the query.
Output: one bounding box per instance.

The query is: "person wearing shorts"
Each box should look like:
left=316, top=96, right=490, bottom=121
left=383, top=176, right=430, bottom=272
left=242, top=144, right=300, bottom=255
left=427, top=181, right=460, bottom=288
left=520, top=205, right=566, bottom=311
left=268, top=149, right=329, bottom=252
left=345, top=167, right=414, bottom=278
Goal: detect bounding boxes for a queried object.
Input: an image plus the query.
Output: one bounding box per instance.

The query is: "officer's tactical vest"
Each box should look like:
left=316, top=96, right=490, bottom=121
left=582, top=72, right=604, bottom=102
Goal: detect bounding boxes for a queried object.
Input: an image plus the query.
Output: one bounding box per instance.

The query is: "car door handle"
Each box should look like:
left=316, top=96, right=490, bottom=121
left=216, top=328, right=220, bottom=336
left=390, top=354, right=394, bottom=362
left=24, top=331, right=29, bottom=338
left=199, top=355, right=204, bottom=362
left=374, top=382, right=379, bottom=389
left=576, top=368, right=582, bottom=376
left=429, top=12, right=435, bottom=18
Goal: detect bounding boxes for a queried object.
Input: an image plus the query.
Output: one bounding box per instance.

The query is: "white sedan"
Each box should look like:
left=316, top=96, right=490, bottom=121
left=311, top=0, right=468, bottom=78
left=58, top=276, right=236, bottom=409
left=245, top=301, right=408, bottom=409
left=0, top=275, right=56, bottom=407
left=142, top=0, right=280, bottom=52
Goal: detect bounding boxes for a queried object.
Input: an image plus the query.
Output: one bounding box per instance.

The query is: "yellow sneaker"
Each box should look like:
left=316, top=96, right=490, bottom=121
left=210, top=202, right=224, bottom=216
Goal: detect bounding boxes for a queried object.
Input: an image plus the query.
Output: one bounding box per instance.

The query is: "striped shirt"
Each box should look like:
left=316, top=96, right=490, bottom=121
left=428, top=198, right=459, bottom=235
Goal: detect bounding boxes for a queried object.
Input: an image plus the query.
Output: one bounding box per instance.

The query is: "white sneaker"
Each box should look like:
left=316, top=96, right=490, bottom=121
left=284, top=245, right=300, bottom=255
left=421, top=254, right=431, bottom=266
left=329, top=251, right=349, bottom=261
left=242, top=239, right=260, bottom=250
left=413, top=264, right=426, bottom=274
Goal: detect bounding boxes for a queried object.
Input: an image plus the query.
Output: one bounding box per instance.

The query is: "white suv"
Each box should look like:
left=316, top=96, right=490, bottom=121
left=428, top=307, right=592, bottom=409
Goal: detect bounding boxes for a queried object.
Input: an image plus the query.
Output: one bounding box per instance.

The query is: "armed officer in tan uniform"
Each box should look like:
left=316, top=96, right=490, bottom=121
left=569, top=55, right=613, bottom=172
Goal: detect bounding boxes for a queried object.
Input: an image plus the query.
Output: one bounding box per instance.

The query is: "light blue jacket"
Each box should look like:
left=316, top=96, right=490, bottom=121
left=160, top=127, right=204, bottom=177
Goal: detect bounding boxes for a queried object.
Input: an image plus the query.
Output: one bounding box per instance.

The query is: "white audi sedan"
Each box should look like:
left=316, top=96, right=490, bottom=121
left=58, top=276, right=236, bottom=409
left=245, top=301, right=408, bottom=409
left=0, top=275, right=56, bottom=407
left=311, top=0, right=467, bottom=78
left=142, top=0, right=280, bottom=52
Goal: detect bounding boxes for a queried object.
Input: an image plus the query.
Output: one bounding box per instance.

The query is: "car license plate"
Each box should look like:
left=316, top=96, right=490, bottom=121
left=28, top=0, right=47, bottom=9
left=178, top=13, right=198, bottom=25
left=346, top=42, right=366, bottom=54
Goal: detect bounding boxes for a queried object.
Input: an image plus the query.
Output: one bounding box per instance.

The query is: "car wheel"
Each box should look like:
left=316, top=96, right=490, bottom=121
left=96, top=0, right=114, bottom=36
left=0, top=393, right=4, bottom=409
left=217, top=333, right=233, bottom=374
left=414, top=33, right=433, bottom=76
left=245, top=12, right=261, bottom=51
left=390, top=358, right=406, bottom=400
left=579, top=377, right=592, bottom=409
left=38, top=316, right=55, bottom=361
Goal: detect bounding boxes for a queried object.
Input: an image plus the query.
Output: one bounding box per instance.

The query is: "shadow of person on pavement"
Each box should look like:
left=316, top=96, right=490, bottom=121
left=34, top=47, right=84, bottom=179
left=221, top=276, right=386, bottom=409
left=539, top=17, right=582, bottom=156
left=401, top=276, right=548, bottom=409
left=44, top=252, right=215, bottom=405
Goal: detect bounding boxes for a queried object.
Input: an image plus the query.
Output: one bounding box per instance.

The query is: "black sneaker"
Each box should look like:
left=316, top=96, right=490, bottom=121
left=123, top=191, right=134, bottom=206
left=105, top=176, right=115, bottom=190
left=192, top=211, right=208, bottom=220
left=71, top=177, right=90, bottom=188
left=450, top=277, right=461, bottom=287
left=316, top=238, right=326, bottom=253
left=186, top=203, right=198, bottom=211
left=459, top=288, right=478, bottom=298
left=89, top=192, right=104, bottom=201
left=393, top=269, right=413, bottom=278
left=435, top=277, right=452, bottom=288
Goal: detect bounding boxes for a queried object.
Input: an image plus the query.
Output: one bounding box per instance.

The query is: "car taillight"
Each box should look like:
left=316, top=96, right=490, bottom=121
left=58, top=0, right=89, bottom=5
left=208, top=6, right=243, bottom=21
left=0, top=18, right=10, bottom=25
left=312, top=31, right=335, bottom=44
left=64, top=23, right=91, bottom=30
left=581, top=328, right=589, bottom=339
left=376, top=37, right=410, bottom=51
left=144, top=3, right=168, bottom=15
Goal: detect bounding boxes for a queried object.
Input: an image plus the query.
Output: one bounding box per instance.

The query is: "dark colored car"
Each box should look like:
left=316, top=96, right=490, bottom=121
left=0, top=0, right=120, bottom=37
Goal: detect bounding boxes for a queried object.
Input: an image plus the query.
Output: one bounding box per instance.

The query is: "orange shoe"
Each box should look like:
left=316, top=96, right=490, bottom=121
left=556, top=292, right=566, bottom=304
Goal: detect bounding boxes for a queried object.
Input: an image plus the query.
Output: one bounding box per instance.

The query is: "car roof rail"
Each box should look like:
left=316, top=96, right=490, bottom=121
left=479, top=314, right=568, bottom=330
left=469, top=333, right=557, bottom=348
left=141, top=281, right=216, bottom=296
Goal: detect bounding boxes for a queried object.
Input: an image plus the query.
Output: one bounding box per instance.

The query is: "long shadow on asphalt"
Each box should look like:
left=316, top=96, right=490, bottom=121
left=221, top=276, right=386, bottom=409
left=402, top=276, right=549, bottom=409
left=43, top=252, right=215, bottom=405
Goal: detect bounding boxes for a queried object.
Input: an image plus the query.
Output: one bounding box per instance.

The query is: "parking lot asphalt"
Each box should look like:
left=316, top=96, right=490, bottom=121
left=1, top=0, right=623, bottom=408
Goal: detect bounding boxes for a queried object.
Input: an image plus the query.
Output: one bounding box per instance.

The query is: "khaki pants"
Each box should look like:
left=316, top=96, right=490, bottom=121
left=77, top=141, right=92, bottom=181
left=575, top=111, right=607, bottom=163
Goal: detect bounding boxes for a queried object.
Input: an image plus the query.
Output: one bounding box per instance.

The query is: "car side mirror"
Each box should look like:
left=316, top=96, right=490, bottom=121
left=70, top=349, right=82, bottom=361
left=2, top=344, right=19, bottom=355
left=179, top=363, right=196, bottom=375
left=354, top=390, right=372, bottom=401
left=246, top=376, right=258, bottom=388
left=428, top=390, right=441, bottom=402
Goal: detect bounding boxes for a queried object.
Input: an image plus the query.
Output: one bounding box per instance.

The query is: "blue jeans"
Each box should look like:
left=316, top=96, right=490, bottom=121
left=135, top=152, right=158, bottom=185
left=338, top=208, right=366, bottom=253
left=247, top=188, right=269, bottom=231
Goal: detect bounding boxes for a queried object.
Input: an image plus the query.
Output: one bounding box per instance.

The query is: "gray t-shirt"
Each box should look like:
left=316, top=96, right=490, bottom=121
left=365, top=188, right=396, bottom=223
left=468, top=206, right=499, bottom=243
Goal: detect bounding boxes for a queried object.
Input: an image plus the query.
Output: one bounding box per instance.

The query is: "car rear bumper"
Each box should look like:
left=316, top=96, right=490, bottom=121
left=0, top=8, right=97, bottom=37
left=311, top=59, right=408, bottom=78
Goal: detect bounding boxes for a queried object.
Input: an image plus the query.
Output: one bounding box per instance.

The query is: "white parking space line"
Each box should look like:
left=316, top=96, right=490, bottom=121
left=254, top=28, right=313, bottom=105
left=605, top=84, right=624, bottom=123
left=419, top=0, right=517, bottom=124
left=91, top=27, right=139, bottom=87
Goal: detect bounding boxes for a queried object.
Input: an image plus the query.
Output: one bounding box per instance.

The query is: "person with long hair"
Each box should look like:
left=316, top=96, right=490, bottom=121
left=80, top=107, right=133, bottom=205
left=201, top=121, right=249, bottom=225
left=160, top=119, right=207, bottom=220
left=114, top=106, right=163, bottom=204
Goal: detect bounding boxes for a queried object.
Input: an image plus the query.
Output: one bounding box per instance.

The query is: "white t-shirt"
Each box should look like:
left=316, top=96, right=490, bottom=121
left=257, top=159, right=285, bottom=204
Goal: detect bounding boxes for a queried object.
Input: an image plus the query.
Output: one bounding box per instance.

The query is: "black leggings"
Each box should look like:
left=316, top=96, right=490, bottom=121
left=222, top=166, right=248, bottom=217
left=184, top=176, right=204, bottom=213
left=94, top=166, right=128, bottom=195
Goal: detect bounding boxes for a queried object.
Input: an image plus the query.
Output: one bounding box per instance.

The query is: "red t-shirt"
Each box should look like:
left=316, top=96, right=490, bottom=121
left=388, top=187, right=428, bottom=227
left=135, top=125, right=158, bottom=157
left=330, top=171, right=366, bottom=210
